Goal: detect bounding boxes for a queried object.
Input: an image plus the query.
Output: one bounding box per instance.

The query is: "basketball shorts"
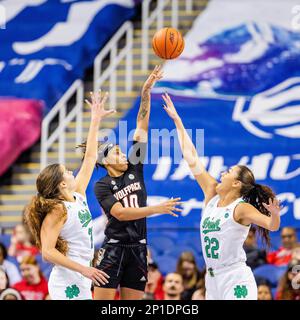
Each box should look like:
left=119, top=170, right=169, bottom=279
left=48, top=257, right=92, bottom=300
left=205, top=262, right=258, bottom=300
left=95, top=242, right=148, bottom=292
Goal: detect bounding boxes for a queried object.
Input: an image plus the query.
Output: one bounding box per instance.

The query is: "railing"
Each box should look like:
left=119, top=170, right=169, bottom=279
left=142, top=0, right=194, bottom=71
left=40, top=80, right=83, bottom=170
left=40, top=21, right=133, bottom=169
left=94, top=21, right=133, bottom=110
left=40, top=1, right=197, bottom=168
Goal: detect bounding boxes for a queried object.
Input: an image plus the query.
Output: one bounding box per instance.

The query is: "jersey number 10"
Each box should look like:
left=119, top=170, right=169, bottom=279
left=122, top=194, right=139, bottom=208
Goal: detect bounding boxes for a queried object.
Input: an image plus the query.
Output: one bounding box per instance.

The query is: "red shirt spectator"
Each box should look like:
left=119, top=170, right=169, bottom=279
left=13, top=276, right=48, bottom=300
left=143, top=261, right=164, bottom=300
left=267, top=227, right=298, bottom=266
left=267, top=247, right=292, bottom=266
left=15, top=243, right=40, bottom=258
left=13, top=255, right=48, bottom=300
left=8, top=224, right=39, bottom=263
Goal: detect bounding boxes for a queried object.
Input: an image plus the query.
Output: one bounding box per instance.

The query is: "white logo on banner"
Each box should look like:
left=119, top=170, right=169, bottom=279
left=12, top=0, right=134, bottom=55
left=233, top=77, right=300, bottom=139
left=14, top=59, right=72, bottom=83
left=2, top=0, right=47, bottom=24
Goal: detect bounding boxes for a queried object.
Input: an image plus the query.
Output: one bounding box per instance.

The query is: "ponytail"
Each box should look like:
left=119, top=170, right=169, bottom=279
left=237, top=165, right=276, bottom=247
left=24, top=194, right=68, bottom=255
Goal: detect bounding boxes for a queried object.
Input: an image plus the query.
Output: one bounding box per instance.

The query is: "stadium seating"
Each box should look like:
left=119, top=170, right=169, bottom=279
left=155, top=255, right=178, bottom=276
left=253, top=264, right=287, bottom=288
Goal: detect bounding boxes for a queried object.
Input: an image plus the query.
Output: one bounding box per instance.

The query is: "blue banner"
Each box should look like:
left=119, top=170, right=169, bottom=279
left=0, top=0, right=138, bottom=111
left=86, top=0, right=300, bottom=234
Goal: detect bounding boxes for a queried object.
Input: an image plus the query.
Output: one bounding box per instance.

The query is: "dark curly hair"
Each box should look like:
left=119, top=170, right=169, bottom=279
left=236, top=165, right=276, bottom=247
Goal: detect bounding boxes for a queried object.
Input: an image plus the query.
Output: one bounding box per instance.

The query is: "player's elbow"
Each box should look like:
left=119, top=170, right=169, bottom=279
left=41, top=249, right=51, bottom=262
left=41, top=247, right=55, bottom=263
left=111, top=208, right=127, bottom=222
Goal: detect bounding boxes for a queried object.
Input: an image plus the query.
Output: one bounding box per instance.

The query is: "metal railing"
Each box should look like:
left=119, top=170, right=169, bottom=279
left=141, top=0, right=194, bottom=71
left=40, top=80, right=83, bottom=170
left=40, top=1, right=198, bottom=168
left=40, top=21, right=133, bottom=169
left=94, top=21, right=133, bottom=110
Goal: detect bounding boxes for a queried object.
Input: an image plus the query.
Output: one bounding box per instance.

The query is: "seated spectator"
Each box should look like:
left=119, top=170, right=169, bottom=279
left=257, top=283, right=273, bottom=300
left=176, top=251, right=202, bottom=300
left=143, top=258, right=164, bottom=300
left=13, top=255, right=48, bottom=300
left=162, top=273, right=184, bottom=300
left=8, top=224, right=39, bottom=263
left=267, top=227, right=298, bottom=266
left=191, top=277, right=206, bottom=300
left=243, top=226, right=267, bottom=270
left=276, top=259, right=300, bottom=300
left=0, top=288, right=23, bottom=300
left=0, top=242, right=21, bottom=286
left=0, top=267, right=10, bottom=293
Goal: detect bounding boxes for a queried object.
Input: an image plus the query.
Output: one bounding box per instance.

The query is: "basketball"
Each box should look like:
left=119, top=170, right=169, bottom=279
left=152, top=27, right=185, bottom=60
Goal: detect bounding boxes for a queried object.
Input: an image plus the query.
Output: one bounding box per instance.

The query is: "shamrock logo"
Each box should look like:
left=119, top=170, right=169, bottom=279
left=234, top=285, right=248, bottom=299
left=65, top=284, right=80, bottom=299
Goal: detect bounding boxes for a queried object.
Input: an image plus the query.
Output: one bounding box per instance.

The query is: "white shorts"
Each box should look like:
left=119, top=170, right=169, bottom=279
left=205, top=262, right=257, bottom=300
left=48, top=258, right=92, bottom=300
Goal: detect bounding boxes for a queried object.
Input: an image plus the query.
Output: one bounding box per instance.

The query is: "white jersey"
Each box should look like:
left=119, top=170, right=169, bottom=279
left=48, top=192, right=94, bottom=300
left=60, top=192, right=94, bottom=263
left=200, top=195, right=250, bottom=270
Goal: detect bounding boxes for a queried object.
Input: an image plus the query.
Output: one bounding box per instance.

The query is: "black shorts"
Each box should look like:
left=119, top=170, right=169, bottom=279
left=95, top=242, right=148, bottom=292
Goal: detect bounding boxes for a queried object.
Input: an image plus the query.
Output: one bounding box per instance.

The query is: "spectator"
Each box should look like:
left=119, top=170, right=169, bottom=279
left=267, top=227, right=298, bottom=266
left=191, top=277, right=206, bottom=300
left=162, top=273, right=184, bottom=300
left=176, top=251, right=201, bottom=300
left=13, top=255, right=48, bottom=300
left=243, top=226, right=267, bottom=270
left=143, top=260, right=164, bottom=300
left=257, top=283, right=273, bottom=300
left=276, top=259, right=300, bottom=300
left=0, top=267, right=9, bottom=293
left=0, top=242, right=21, bottom=285
left=0, top=288, right=22, bottom=300
left=8, top=224, right=39, bottom=263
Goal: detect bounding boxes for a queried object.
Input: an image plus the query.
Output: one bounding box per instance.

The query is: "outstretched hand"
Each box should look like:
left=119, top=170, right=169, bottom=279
left=262, top=198, right=281, bottom=216
left=85, top=90, right=115, bottom=121
left=156, top=197, right=183, bottom=217
left=142, top=65, right=163, bottom=93
left=162, top=92, right=180, bottom=121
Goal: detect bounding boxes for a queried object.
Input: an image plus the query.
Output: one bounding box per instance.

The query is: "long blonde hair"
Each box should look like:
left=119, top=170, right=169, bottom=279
left=24, top=164, right=68, bottom=255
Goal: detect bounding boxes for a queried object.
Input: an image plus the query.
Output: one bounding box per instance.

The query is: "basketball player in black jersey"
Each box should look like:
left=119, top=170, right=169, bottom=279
left=91, top=66, right=182, bottom=300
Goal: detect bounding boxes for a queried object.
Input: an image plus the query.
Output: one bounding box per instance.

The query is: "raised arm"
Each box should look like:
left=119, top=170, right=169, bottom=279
left=133, top=65, right=163, bottom=143
left=162, top=93, right=218, bottom=204
left=235, top=198, right=280, bottom=231
left=41, top=206, right=109, bottom=286
left=75, top=91, right=115, bottom=195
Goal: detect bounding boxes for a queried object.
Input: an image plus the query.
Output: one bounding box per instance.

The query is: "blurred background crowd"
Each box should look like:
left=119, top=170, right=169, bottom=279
left=0, top=221, right=299, bottom=300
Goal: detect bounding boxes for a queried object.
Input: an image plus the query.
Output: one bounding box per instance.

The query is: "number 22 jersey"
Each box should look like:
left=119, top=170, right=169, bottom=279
left=200, top=195, right=250, bottom=269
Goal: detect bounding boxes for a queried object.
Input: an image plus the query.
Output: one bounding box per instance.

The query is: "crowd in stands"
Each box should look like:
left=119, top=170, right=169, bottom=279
left=0, top=222, right=299, bottom=300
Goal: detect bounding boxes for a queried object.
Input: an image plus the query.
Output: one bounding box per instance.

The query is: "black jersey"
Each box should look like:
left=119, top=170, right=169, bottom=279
left=94, top=140, right=147, bottom=243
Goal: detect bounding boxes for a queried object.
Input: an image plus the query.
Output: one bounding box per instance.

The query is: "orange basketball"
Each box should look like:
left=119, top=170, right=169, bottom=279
left=152, top=27, right=184, bottom=60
